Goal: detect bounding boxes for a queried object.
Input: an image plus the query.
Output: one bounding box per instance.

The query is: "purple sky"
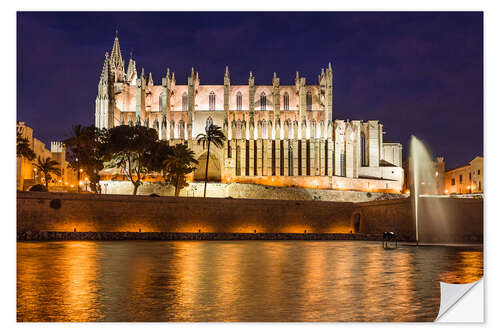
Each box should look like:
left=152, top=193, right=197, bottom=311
left=17, top=12, right=483, bottom=169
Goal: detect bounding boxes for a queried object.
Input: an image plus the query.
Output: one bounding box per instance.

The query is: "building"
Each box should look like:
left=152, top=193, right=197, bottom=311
left=402, top=157, right=445, bottom=195
left=16, top=122, right=78, bottom=191
left=95, top=35, right=404, bottom=193
left=444, top=157, right=483, bottom=194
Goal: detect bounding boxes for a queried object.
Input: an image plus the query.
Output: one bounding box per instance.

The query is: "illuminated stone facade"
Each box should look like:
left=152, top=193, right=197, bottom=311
left=16, top=122, right=78, bottom=191
left=444, top=157, right=483, bottom=194
left=95, top=36, right=404, bottom=192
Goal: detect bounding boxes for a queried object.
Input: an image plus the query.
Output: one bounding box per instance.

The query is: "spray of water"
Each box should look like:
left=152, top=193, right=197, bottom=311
left=409, top=136, right=444, bottom=244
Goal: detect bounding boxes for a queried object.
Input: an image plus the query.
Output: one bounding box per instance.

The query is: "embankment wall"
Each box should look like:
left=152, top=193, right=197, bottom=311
left=17, top=192, right=483, bottom=242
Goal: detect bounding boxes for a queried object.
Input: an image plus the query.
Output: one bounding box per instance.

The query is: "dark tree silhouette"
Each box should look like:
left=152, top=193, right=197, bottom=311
left=34, top=156, right=61, bottom=189
left=105, top=125, right=158, bottom=195
left=196, top=124, right=225, bottom=197
left=16, top=128, right=35, bottom=161
left=163, top=144, right=197, bottom=196
left=64, top=125, right=108, bottom=194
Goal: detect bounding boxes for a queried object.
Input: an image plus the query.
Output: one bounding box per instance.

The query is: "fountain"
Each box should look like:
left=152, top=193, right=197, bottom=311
left=409, top=136, right=449, bottom=244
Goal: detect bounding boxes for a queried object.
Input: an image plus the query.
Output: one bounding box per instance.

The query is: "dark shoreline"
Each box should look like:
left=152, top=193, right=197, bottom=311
left=17, top=231, right=482, bottom=243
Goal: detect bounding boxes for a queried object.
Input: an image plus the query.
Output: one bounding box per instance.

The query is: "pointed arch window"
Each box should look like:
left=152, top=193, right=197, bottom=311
left=205, top=116, right=213, bottom=132
left=260, top=92, right=266, bottom=111
left=236, top=91, right=242, bottom=110
left=283, top=92, right=289, bottom=111
left=182, top=92, right=188, bottom=111
left=340, top=151, right=346, bottom=177
left=209, top=91, right=216, bottom=111
left=306, top=91, right=312, bottom=111
left=361, top=132, right=367, bottom=166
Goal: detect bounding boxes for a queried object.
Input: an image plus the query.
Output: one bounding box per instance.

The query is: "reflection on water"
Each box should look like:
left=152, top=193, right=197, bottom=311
left=17, top=241, right=483, bottom=322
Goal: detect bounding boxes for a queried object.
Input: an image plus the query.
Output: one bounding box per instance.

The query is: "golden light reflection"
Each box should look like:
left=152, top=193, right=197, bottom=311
left=17, top=242, right=102, bottom=321
left=439, top=250, right=483, bottom=284
left=17, top=242, right=484, bottom=322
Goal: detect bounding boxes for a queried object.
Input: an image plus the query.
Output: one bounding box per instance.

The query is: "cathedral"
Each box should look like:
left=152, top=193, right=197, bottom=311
left=95, top=35, right=404, bottom=193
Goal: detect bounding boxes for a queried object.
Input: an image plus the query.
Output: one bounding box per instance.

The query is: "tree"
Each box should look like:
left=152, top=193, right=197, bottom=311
left=17, top=127, right=35, bottom=190
left=34, top=156, right=61, bottom=189
left=196, top=124, right=225, bottom=197
left=64, top=125, right=85, bottom=192
left=163, top=144, right=197, bottom=196
left=64, top=125, right=108, bottom=194
left=17, top=128, right=35, bottom=161
left=105, top=125, right=158, bottom=195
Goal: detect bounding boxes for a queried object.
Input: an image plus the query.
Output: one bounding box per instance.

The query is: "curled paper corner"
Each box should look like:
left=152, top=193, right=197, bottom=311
left=435, top=278, right=484, bottom=322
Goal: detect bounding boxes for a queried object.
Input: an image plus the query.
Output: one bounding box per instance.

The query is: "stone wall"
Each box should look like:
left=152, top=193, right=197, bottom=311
left=353, top=199, right=414, bottom=237
left=17, top=192, right=354, bottom=234
left=17, top=192, right=483, bottom=243
left=352, top=197, right=483, bottom=243
left=100, top=180, right=402, bottom=202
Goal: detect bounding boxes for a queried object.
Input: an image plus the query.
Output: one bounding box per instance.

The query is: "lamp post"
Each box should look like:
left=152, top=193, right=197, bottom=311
left=76, top=157, right=80, bottom=193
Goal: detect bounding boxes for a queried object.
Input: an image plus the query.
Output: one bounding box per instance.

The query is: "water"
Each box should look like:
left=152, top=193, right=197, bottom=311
left=409, top=136, right=448, bottom=243
left=17, top=241, right=483, bottom=322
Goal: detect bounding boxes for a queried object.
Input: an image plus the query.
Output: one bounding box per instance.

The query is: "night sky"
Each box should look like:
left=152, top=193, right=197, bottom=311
left=17, top=12, right=483, bottom=169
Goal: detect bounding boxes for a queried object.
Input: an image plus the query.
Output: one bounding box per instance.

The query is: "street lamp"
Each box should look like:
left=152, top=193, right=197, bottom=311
left=76, top=157, right=80, bottom=193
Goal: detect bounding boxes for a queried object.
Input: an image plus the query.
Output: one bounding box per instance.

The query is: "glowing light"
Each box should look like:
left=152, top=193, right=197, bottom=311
left=79, top=181, right=83, bottom=186
left=406, top=190, right=410, bottom=195
left=445, top=189, right=449, bottom=194
left=84, top=177, right=89, bottom=181
left=65, top=182, right=68, bottom=185
left=79, top=169, right=83, bottom=173
left=70, top=184, right=74, bottom=188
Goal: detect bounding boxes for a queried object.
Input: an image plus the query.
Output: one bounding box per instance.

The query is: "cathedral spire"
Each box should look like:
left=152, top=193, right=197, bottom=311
left=109, top=34, right=125, bottom=82
left=224, top=66, right=230, bottom=85
left=126, top=53, right=137, bottom=85
left=97, top=53, right=110, bottom=98
left=148, top=72, right=153, bottom=86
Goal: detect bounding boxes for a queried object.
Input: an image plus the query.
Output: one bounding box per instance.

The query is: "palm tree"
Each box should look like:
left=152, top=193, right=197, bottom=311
left=17, top=128, right=35, bottom=161
left=17, top=128, right=35, bottom=191
left=64, top=125, right=86, bottom=192
left=163, top=144, right=198, bottom=196
left=34, top=156, right=61, bottom=189
left=196, top=124, right=225, bottom=197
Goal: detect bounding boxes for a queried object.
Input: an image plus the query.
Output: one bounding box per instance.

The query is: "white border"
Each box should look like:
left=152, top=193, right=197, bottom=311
left=4, top=1, right=498, bottom=331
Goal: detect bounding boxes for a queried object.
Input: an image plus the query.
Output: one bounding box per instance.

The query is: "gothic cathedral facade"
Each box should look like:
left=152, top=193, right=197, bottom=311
left=95, top=36, right=404, bottom=193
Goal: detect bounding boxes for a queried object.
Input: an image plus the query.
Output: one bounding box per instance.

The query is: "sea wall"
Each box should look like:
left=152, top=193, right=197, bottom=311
left=17, top=192, right=354, bottom=234
left=17, top=192, right=483, bottom=242
left=353, top=199, right=414, bottom=237
left=417, top=197, right=483, bottom=242
left=352, top=196, right=483, bottom=242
